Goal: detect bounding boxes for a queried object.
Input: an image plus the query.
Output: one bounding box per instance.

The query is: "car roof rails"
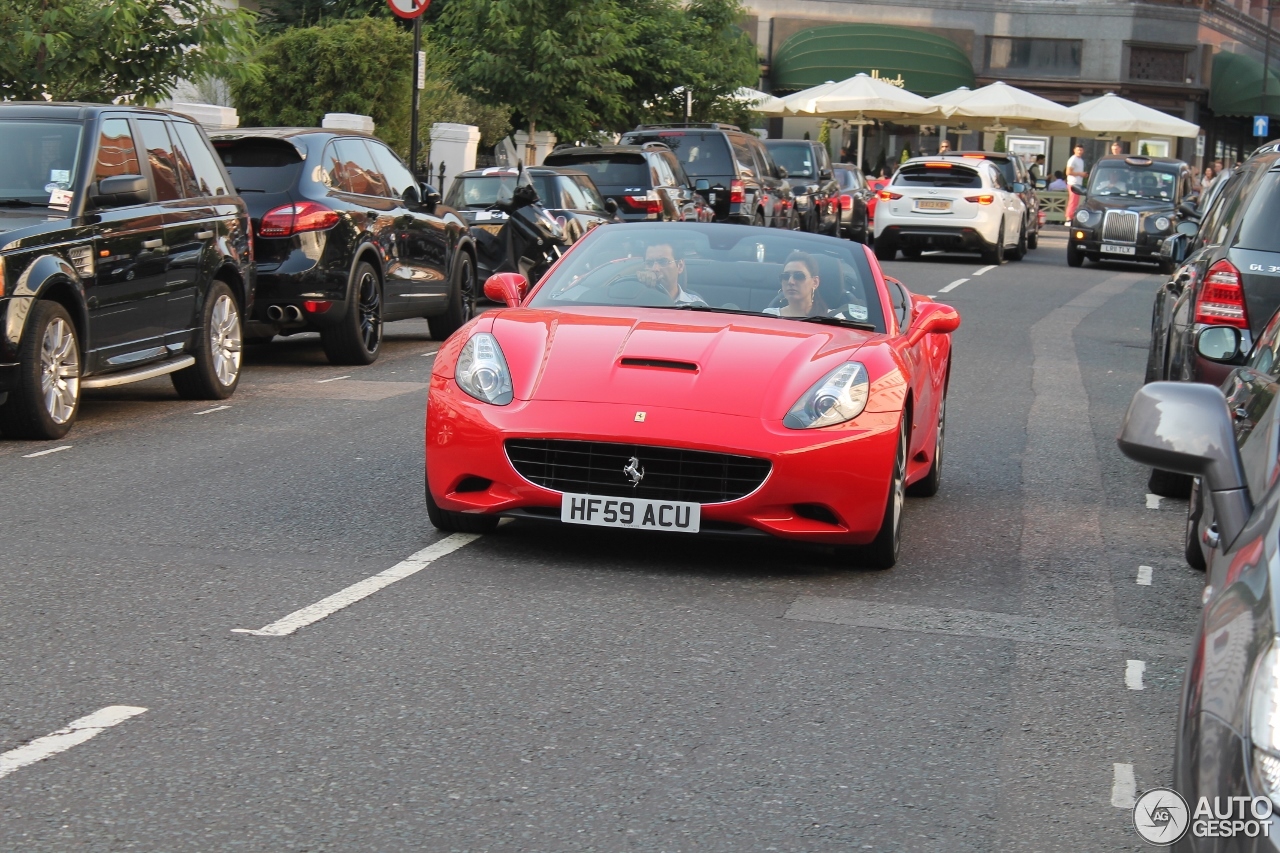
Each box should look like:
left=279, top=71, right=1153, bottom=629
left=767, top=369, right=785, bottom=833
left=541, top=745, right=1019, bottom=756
left=630, top=122, right=742, bottom=132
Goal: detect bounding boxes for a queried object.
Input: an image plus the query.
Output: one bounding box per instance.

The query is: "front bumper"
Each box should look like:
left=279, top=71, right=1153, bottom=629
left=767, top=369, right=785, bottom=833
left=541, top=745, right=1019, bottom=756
left=1069, top=227, right=1167, bottom=263
left=425, top=378, right=901, bottom=545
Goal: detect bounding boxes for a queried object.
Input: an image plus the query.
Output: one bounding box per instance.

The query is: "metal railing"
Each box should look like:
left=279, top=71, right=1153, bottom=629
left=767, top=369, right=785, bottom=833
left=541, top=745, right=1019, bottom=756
left=1039, top=191, right=1069, bottom=224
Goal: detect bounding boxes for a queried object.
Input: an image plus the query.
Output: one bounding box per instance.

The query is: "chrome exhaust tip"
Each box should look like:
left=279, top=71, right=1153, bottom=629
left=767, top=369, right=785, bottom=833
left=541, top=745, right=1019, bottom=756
left=285, top=305, right=304, bottom=322
left=266, top=305, right=284, bottom=321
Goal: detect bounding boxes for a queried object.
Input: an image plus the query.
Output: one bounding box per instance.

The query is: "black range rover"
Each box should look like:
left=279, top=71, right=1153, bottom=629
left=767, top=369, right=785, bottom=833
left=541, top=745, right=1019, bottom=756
left=0, top=103, right=254, bottom=440
left=1067, top=155, right=1194, bottom=272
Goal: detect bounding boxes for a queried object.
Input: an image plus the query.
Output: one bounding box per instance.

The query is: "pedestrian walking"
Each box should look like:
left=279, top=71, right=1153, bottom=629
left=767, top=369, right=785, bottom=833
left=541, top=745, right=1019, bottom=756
left=1065, top=144, right=1088, bottom=220
left=1200, top=166, right=1216, bottom=193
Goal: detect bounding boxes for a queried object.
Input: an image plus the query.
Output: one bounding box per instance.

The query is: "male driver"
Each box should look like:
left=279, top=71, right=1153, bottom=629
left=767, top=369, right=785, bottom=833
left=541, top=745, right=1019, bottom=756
left=1065, top=144, right=1088, bottom=220
left=640, top=242, right=706, bottom=305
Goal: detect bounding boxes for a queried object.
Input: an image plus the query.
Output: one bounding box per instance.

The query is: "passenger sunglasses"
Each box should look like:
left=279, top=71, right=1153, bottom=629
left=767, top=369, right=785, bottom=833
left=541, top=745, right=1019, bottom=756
left=780, top=271, right=810, bottom=283
left=644, top=257, right=675, bottom=268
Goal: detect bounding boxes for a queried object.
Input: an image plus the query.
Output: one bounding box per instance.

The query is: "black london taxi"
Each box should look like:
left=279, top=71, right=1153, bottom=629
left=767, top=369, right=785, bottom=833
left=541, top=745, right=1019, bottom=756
left=0, top=103, right=254, bottom=440
left=1066, top=155, right=1195, bottom=273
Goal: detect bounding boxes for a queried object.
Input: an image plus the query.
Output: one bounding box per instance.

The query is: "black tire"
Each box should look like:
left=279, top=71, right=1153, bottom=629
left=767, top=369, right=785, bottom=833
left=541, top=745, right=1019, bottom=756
left=981, top=225, right=1005, bottom=266
left=874, top=238, right=896, bottom=262
left=902, top=246, right=922, bottom=259
left=428, top=252, right=477, bottom=342
left=425, top=465, right=500, bottom=534
left=907, top=393, right=945, bottom=497
left=1027, top=230, right=1038, bottom=250
left=0, top=300, right=80, bottom=440
left=1066, top=242, right=1084, bottom=268
left=1185, top=477, right=1207, bottom=572
left=1148, top=467, right=1192, bottom=499
left=172, top=281, right=242, bottom=400
left=752, top=211, right=765, bottom=228
left=855, top=418, right=907, bottom=570
left=322, top=261, right=382, bottom=365
left=1010, top=225, right=1027, bottom=261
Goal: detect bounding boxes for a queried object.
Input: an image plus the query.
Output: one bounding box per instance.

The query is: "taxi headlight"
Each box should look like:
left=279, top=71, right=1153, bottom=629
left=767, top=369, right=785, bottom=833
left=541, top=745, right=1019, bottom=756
left=455, top=332, right=513, bottom=405
left=1074, top=209, right=1094, bottom=225
left=784, top=362, right=869, bottom=429
left=1155, top=216, right=1171, bottom=231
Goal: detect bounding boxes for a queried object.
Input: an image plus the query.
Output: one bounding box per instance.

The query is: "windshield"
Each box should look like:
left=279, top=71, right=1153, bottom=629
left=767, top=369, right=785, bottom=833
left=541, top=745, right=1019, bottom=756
left=1089, top=166, right=1176, bottom=200
left=445, top=175, right=519, bottom=208
left=768, top=144, right=814, bottom=178
left=528, top=223, right=886, bottom=331
left=0, top=120, right=85, bottom=205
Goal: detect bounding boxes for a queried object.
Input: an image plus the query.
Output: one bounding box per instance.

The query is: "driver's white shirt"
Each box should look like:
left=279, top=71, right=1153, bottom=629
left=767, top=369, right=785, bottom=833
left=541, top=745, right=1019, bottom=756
left=674, top=287, right=706, bottom=305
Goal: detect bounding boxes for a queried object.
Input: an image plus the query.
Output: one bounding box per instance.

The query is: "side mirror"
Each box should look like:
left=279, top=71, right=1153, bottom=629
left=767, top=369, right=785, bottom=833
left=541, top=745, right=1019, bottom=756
left=777, top=166, right=789, bottom=179
left=92, top=174, right=149, bottom=207
left=1012, top=182, right=1027, bottom=194
left=1117, top=382, right=1252, bottom=548
left=694, top=179, right=710, bottom=192
left=1176, top=220, right=1199, bottom=238
left=419, top=183, right=441, bottom=211
left=1069, top=184, right=1085, bottom=196
left=820, top=168, right=833, bottom=180
left=603, top=197, right=619, bottom=216
left=1197, top=326, right=1243, bottom=362
left=1178, top=202, right=1198, bottom=219
left=1035, top=179, right=1047, bottom=190
left=483, top=272, right=528, bottom=308
left=905, top=301, right=961, bottom=346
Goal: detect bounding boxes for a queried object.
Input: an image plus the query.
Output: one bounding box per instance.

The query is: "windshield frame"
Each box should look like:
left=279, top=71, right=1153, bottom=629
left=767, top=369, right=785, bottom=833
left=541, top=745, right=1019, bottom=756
left=1087, top=164, right=1178, bottom=201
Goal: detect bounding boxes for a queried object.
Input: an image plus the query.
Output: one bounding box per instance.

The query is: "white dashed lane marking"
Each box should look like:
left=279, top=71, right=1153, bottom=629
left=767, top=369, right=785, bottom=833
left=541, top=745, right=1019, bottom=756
left=22, top=445, right=71, bottom=458
left=938, top=278, right=968, bottom=294
left=1111, top=763, right=1137, bottom=808
left=1125, top=660, right=1146, bottom=690
left=971, top=264, right=997, bottom=276
left=316, top=375, right=350, bottom=384
left=232, top=533, right=480, bottom=637
left=194, top=405, right=230, bottom=416
left=1145, top=493, right=1162, bottom=509
left=1136, top=565, right=1153, bottom=586
left=0, top=706, right=147, bottom=781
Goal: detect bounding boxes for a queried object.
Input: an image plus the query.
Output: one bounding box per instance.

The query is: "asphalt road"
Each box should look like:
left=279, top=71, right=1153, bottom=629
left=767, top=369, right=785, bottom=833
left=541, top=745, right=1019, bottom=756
left=0, top=230, right=1203, bottom=852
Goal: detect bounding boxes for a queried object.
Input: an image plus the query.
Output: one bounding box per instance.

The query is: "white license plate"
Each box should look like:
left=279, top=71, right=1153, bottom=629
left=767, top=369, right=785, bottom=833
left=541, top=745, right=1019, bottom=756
left=915, top=199, right=951, bottom=211
left=561, top=493, right=700, bottom=533
left=1101, top=243, right=1136, bottom=255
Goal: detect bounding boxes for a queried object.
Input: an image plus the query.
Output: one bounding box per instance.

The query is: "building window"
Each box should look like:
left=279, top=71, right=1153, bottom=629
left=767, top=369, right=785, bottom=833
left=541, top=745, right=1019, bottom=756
left=1128, top=47, right=1185, bottom=82
left=986, top=37, right=1082, bottom=78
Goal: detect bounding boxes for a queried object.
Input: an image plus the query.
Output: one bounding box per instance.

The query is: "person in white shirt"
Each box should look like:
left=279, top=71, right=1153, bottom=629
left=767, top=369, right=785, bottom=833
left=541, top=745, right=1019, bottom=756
left=640, top=242, right=706, bottom=305
left=1065, top=144, right=1087, bottom=220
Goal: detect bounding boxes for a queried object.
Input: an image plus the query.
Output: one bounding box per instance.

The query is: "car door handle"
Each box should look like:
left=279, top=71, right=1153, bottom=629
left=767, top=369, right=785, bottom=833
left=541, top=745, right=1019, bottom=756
left=142, top=239, right=165, bottom=250
left=195, top=230, right=214, bottom=240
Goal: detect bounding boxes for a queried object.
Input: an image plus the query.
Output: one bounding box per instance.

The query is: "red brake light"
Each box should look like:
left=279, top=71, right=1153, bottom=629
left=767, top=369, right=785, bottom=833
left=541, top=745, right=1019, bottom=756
left=257, top=201, right=339, bottom=238
left=839, top=193, right=854, bottom=210
left=878, top=190, right=902, bottom=201
left=964, top=194, right=995, bottom=205
left=302, top=300, right=332, bottom=314
left=730, top=179, right=745, bottom=204
left=622, top=195, right=662, bottom=215
left=1195, top=259, right=1249, bottom=329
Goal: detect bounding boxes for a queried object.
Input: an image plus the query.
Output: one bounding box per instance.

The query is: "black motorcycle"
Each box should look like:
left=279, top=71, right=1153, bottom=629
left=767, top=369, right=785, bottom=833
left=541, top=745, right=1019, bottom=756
left=489, top=180, right=572, bottom=284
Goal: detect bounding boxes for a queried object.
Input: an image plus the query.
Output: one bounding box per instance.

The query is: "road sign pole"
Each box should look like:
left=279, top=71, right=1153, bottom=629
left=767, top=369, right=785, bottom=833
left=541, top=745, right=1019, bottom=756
left=1265, top=2, right=1273, bottom=119
left=409, top=15, right=422, bottom=178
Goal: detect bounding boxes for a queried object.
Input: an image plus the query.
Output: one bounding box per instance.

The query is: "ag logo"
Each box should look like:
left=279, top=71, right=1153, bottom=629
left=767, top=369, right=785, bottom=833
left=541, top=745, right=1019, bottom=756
left=1133, top=787, right=1190, bottom=845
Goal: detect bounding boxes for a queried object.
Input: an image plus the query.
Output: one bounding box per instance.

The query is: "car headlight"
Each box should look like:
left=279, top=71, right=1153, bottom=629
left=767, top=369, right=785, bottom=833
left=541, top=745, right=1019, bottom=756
left=454, top=332, right=513, bottom=405
left=1155, top=216, right=1171, bottom=231
left=1074, top=209, right=1092, bottom=225
left=784, top=362, right=869, bottom=429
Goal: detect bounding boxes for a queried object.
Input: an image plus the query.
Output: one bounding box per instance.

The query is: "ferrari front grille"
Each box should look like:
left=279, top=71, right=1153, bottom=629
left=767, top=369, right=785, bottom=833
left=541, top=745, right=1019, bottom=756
left=504, top=439, right=771, bottom=504
left=1102, top=210, right=1139, bottom=243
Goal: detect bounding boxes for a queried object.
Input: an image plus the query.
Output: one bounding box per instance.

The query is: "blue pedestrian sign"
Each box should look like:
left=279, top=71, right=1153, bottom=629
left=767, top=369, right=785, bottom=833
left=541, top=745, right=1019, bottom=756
left=1255, top=115, right=1270, bottom=137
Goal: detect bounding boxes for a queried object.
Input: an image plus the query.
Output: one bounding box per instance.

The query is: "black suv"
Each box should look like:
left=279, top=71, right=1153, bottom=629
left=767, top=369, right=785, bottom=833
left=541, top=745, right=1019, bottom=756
left=541, top=143, right=712, bottom=223
left=618, top=124, right=795, bottom=228
left=0, top=103, right=253, bottom=440
left=763, top=139, right=840, bottom=236
left=212, top=129, right=477, bottom=364
left=940, top=151, right=1041, bottom=250
left=1067, top=155, right=1194, bottom=272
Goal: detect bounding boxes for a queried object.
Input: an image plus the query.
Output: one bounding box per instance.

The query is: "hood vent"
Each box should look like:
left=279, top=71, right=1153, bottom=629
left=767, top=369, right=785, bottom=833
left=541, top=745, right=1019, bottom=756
left=619, top=357, right=698, bottom=372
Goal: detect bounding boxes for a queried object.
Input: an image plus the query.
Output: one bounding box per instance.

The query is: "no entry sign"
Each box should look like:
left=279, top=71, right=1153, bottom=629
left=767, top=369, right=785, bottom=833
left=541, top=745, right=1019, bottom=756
left=387, top=0, right=430, bottom=19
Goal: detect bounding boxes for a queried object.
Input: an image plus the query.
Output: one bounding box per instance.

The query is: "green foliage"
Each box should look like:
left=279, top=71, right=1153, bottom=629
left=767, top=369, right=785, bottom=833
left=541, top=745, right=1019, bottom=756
left=257, top=0, right=388, bottom=32
left=818, top=121, right=831, bottom=146
left=0, top=0, right=259, bottom=103
left=993, top=132, right=1007, bottom=153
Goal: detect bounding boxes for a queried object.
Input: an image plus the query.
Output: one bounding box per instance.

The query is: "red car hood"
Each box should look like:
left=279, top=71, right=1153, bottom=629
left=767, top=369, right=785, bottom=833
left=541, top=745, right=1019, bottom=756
left=490, top=307, right=874, bottom=419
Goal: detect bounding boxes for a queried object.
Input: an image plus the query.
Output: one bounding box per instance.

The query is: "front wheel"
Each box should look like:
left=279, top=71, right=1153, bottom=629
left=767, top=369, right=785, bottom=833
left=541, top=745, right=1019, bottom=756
left=0, top=300, right=80, bottom=439
left=853, top=418, right=907, bottom=570
left=1066, top=242, right=1084, bottom=268
left=1027, top=231, right=1039, bottom=250
left=907, top=393, right=945, bottom=497
left=321, top=261, right=383, bottom=365
left=428, top=252, right=477, bottom=341
left=172, top=281, right=242, bottom=400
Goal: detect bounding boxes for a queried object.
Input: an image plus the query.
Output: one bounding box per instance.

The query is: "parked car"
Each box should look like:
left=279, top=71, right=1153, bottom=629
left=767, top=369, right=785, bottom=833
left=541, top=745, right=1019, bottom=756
left=211, top=128, right=476, bottom=364
left=764, top=139, right=840, bottom=236
left=0, top=103, right=253, bottom=439
left=833, top=164, right=872, bottom=243
left=940, top=151, right=1040, bottom=249
left=1117, top=381, right=1280, bottom=850
left=1067, top=155, right=1194, bottom=272
left=444, top=166, right=612, bottom=282
left=618, top=124, right=796, bottom=228
left=541, top=143, right=711, bottom=223
left=873, top=156, right=1028, bottom=264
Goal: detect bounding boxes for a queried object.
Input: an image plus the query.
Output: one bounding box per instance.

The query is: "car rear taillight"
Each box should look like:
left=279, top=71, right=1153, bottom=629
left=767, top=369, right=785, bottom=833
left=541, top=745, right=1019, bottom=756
left=839, top=194, right=854, bottom=211
left=622, top=194, right=662, bottom=216
left=965, top=194, right=995, bottom=205
left=1195, top=259, right=1250, bottom=329
left=878, top=190, right=902, bottom=201
left=730, top=179, right=745, bottom=204
left=258, top=201, right=340, bottom=238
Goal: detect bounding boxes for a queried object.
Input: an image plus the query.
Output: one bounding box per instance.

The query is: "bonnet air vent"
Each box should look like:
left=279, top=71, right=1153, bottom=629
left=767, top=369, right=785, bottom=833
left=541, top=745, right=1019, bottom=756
left=619, top=358, right=699, bottom=372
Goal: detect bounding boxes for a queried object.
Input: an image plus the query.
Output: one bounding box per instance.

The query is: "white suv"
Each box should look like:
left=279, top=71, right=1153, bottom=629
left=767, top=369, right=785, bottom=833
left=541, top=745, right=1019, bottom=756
left=873, top=157, right=1028, bottom=264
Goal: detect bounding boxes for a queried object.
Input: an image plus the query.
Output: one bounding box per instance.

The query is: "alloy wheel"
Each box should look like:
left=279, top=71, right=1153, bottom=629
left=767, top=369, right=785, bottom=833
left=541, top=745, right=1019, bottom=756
left=209, top=293, right=242, bottom=387
left=890, top=423, right=906, bottom=540
left=459, top=256, right=476, bottom=323
left=357, top=269, right=382, bottom=352
left=40, top=317, right=79, bottom=425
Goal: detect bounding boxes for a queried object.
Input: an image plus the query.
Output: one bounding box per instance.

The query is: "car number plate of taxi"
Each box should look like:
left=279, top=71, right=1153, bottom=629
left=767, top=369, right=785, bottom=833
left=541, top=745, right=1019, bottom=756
left=1101, top=244, right=1136, bottom=255
left=915, top=199, right=951, bottom=211
left=561, top=493, right=700, bottom=533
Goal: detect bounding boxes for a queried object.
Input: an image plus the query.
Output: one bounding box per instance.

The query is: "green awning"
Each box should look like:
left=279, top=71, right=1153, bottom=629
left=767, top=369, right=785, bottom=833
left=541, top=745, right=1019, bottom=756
left=772, top=24, right=975, bottom=97
left=1210, top=51, right=1280, bottom=117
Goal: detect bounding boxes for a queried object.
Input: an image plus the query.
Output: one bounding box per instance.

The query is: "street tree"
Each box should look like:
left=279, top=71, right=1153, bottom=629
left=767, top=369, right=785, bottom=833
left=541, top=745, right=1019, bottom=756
left=0, top=0, right=258, bottom=103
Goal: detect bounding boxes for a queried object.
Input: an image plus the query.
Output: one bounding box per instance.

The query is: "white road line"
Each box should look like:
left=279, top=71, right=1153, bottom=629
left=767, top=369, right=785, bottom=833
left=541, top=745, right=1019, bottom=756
left=971, top=264, right=997, bottom=276
left=1145, top=493, right=1162, bottom=509
left=22, top=445, right=71, bottom=458
left=232, top=533, right=480, bottom=637
left=194, top=405, right=230, bottom=416
left=0, top=706, right=146, bottom=781
left=1125, top=660, right=1146, bottom=690
left=1136, top=565, right=1153, bottom=586
left=316, top=375, right=350, bottom=384
left=938, top=278, right=968, bottom=294
left=1111, top=763, right=1137, bottom=808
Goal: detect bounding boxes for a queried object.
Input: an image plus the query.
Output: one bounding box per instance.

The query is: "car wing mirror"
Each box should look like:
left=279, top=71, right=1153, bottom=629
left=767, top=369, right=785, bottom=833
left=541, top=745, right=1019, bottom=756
left=92, top=174, right=149, bottom=207
left=1176, top=220, right=1199, bottom=238
left=1012, top=181, right=1027, bottom=194
left=1197, top=326, right=1244, bottom=363
left=905, top=301, right=960, bottom=346
left=1177, top=202, right=1198, bottom=220
left=603, top=197, right=619, bottom=216
left=1117, top=382, right=1252, bottom=547
left=1069, top=184, right=1085, bottom=196
left=694, top=179, right=710, bottom=192
left=418, top=182, right=441, bottom=212
left=483, top=272, right=528, bottom=307
left=777, top=166, right=789, bottom=179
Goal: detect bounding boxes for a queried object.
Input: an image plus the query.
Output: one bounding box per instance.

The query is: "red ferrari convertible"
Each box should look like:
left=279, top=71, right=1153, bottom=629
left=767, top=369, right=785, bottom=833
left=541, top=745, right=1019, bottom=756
left=425, top=223, right=958, bottom=568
